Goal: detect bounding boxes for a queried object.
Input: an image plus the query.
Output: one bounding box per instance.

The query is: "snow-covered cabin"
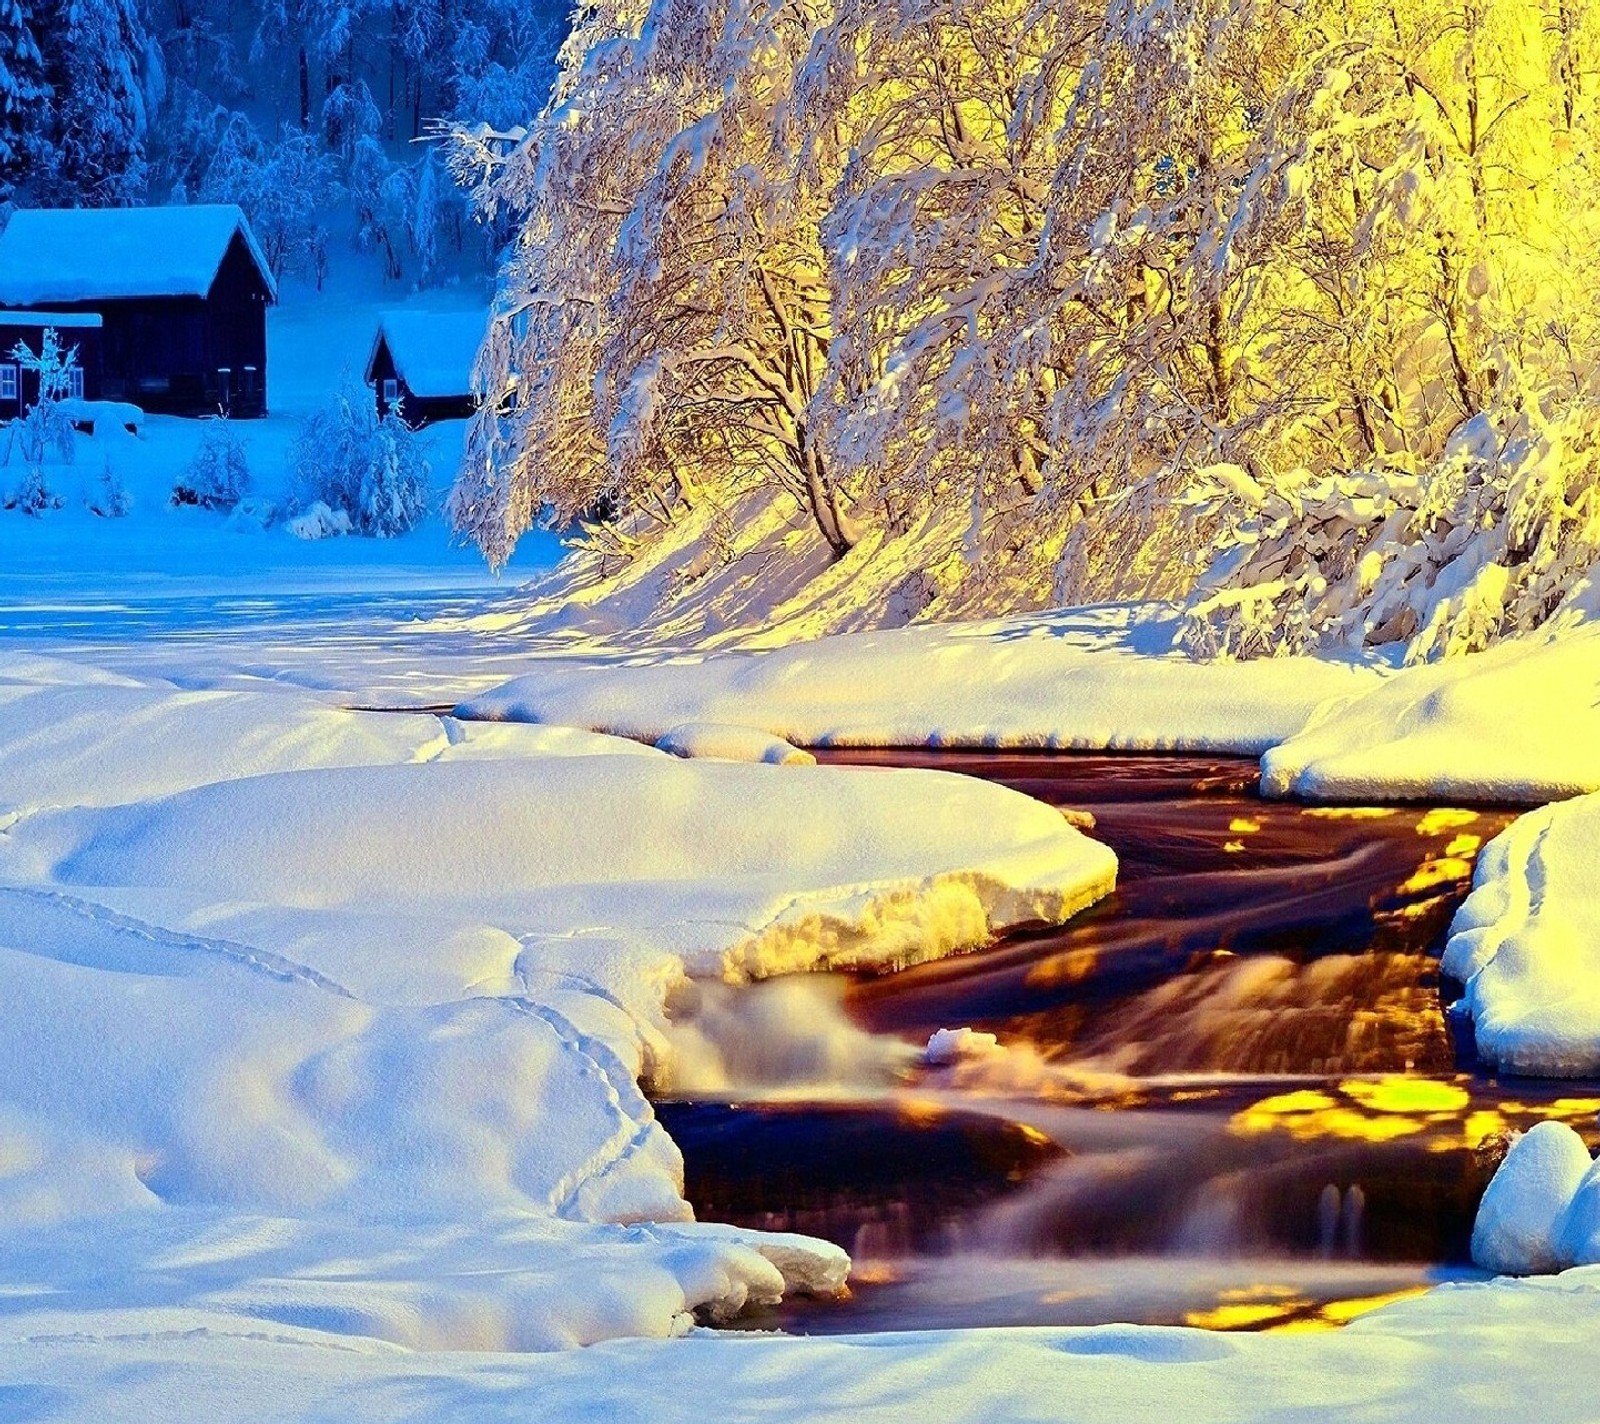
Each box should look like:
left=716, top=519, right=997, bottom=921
left=0, top=205, right=276, bottom=418
left=0, top=311, right=101, bottom=418
left=364, top=310, right=486, bottom=427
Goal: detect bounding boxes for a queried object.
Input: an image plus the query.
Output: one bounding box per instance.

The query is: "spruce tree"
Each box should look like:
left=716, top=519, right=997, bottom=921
left=0, top=0, right=48, bottom=197
left=36, top=0, right=157, bottom=205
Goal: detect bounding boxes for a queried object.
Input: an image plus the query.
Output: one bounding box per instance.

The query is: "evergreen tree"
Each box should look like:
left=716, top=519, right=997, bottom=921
left=0, top=0, right=48, bottom=196
left=36, top=0, right=159, bottom=205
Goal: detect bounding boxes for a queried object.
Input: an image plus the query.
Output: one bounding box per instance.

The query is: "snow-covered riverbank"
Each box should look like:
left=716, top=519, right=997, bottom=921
left=1, top=585, right=1596, bottom=1420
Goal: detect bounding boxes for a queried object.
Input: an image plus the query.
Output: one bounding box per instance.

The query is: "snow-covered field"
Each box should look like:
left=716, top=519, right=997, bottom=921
left=1, top=581, right=1596, bottom=1419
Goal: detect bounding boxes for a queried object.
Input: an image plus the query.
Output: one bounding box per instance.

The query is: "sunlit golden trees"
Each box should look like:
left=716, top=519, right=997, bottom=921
left=450, top=0, right=1600, bottom=654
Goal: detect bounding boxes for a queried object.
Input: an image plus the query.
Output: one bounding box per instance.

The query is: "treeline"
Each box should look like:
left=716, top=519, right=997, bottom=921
left=449, top=0, right=1600, bottom=660
left=0, top=0, right=569, bottom=284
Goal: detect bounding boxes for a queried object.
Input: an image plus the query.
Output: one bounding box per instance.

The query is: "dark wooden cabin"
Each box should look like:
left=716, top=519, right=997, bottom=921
left=0, top=311, right=101, bottom=418
left=0, top=206, right=276, bottom=418
left=364, top=310, right=487, bottom=427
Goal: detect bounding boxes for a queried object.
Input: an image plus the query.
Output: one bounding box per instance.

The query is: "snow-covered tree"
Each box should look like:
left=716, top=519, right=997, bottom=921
left=173, top=413, right=251, bottom=509
left=35, top=0, right=162, bottom=205
left=201, top=115, right=339, bottom=281
left=444, top=0, right=1600, bottom=651
left=0, top=0, right=48, bottom=196
left=290, top=385, right=431, bottom=536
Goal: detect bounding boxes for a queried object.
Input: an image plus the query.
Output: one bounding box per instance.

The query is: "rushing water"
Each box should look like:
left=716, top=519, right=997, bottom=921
left=658, top=750, right=1600, bottom=1335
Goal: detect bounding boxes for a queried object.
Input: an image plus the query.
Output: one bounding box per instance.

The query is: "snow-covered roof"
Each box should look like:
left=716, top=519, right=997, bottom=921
left=366, top=309, right=488, bottom=399
left=0, top=311, right=103, bottom=328
left=0, top=205, right=277, bottom=306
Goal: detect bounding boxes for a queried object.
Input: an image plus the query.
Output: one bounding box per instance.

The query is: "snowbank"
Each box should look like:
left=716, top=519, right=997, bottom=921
left=0, top=655, right=1114, bottom=1353
left=1264, top=624, right=1600, bottom=804
left=458, top=608, right=1380, bottom=754
left=656, top=721, right=816, bottom=765
left=1443, top=794, right=1600, bottom=1075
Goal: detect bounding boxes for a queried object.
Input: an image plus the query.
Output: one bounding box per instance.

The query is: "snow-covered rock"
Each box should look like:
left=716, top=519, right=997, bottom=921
left=923, top=1027, right=1002, bottom=1065
left=1472, top=1123, right=1595, bottom=1275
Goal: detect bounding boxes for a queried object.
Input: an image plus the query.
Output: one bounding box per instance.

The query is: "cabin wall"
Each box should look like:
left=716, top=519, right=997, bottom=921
left=370, top=340, right=401, bottom=417
left=205, top=234, right=272, bottom=418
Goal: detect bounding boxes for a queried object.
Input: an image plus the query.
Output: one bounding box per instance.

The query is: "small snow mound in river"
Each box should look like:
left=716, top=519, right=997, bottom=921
left=1474, top=1122, right=1597, bottom=1275
left=655, top=722, right=815, bottom=765
left=923, top=1027, right=1002, bottom=1065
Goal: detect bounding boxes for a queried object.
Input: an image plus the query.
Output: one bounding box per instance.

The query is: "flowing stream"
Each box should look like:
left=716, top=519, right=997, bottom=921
left=657, top=750, right=1600, bottom=1335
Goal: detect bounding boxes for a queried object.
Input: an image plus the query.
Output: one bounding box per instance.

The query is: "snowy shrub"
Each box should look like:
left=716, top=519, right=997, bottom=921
left=5, top=465, right=63, bottom=515
left=289, top=388, right=432, bottom=538
left=85, top=461, right=133, bottom=519
left=224, top=495, right=277, bottom=533
left=5, top=328, right=78, bottom=470
left=173, top=414, right=251, bottom=510
left=285, top=500, right=353, bottom=540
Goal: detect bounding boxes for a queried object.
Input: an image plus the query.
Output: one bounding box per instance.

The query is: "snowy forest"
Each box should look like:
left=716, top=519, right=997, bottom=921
left=0, top=0, right=568, bottom=283
left=444, top=0, right=1600, bottom=663
left=2, top=0, right=1597, bottom=662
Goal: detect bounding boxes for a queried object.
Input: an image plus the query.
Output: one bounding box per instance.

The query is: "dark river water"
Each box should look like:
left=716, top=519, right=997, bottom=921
left=657, top=750, right=1600, bottom=1335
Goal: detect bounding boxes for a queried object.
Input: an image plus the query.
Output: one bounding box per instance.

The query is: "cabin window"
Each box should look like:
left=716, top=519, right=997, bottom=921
left=68, top=367, right=83, bottom=401
left=383, top=379, right=399, bottom=406
left=0, top=365, right=15, bottom=402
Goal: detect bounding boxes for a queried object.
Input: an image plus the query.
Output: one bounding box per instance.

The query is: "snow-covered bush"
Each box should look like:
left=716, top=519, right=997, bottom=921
left=5, top=327, right=77, bottom=470
left=85, top=461, right=133, bottom=519
left=289, top=387, right=431, bottom=537
left=285, top=500, right=353, bottom=540
left=4, top=465, right=61, bottom=514
left=173, top=414, right=251, bottom=510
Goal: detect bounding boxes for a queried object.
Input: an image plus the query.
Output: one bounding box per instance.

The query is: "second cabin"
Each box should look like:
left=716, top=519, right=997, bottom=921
left=0, top=204, right=276, bottom=418
left=364, top=310, right=487, bottom=427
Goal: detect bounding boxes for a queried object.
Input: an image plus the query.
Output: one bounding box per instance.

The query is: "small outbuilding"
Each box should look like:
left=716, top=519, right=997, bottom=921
left=0, top=311, right=101, bottom=418
left=364, top=310, right=487, bottom=427
left=0, top=204, right=276, bottom=418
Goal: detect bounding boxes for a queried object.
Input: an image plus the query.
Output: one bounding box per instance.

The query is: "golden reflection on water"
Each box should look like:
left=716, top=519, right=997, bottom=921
left=1184, top=1284, right=1434, bottom=1334
left=1185, top=1283, right=1432, bottom=1332
left=1229, top=1074, right=1600, bottom=1152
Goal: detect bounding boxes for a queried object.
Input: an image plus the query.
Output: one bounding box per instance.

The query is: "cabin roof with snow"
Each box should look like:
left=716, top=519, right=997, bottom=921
left=365, top=310, right=487, bottom=399
left=0, top=205, right=277, bottom=306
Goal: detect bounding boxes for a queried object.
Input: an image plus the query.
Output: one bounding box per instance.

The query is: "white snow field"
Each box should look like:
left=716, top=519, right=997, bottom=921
left=6, top=1267, right=1600, bottom=1421
left=5, top=571, right=1600, bottom=1413
left=1264, top=619, right=1600, bottom=805
left=456, top=606, right=1383, bottom=753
